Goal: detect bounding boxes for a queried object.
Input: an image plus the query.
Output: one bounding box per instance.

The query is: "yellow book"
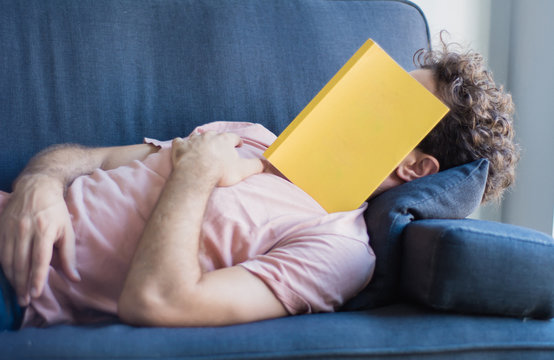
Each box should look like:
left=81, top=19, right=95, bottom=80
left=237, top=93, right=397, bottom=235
left=263, top=39, right=449, bottom=213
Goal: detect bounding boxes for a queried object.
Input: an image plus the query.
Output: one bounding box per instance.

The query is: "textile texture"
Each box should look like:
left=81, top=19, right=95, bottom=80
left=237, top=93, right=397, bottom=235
left=0, top=0, right=429, bottom=192
left=344, top=159, right=488, bottom=310
left=0, top=269, right=22, bottom=330
left=402, top=218, right=554, bottom=318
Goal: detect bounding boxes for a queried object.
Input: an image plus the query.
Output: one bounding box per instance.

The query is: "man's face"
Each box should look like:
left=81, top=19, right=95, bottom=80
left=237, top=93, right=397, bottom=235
left=369, top=68, right=440, bottom=199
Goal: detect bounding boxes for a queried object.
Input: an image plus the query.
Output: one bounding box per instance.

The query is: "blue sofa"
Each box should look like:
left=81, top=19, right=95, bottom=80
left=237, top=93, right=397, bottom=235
left=2, top=0, right=554, bottom=359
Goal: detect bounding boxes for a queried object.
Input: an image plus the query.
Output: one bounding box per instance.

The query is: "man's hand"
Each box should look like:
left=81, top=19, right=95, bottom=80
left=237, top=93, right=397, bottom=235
left=0, top=142, right=157, bottom=307
left=171, top=131, right=264, bottom=187
left=0, top=175, right=80, bottom=306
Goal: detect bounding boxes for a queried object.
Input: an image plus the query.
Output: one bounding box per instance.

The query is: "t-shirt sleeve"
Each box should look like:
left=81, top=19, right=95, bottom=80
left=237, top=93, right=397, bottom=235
left=144, top=137, right=173, bottom=150
left=143, top=121, right=276, bottom=167
left=239, top=233, right=375, bottom=315
left=141, top=138, right=173, bottom=179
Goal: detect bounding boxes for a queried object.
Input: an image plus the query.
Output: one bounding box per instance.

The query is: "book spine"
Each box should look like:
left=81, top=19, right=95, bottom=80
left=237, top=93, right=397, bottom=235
left=264, top=39, right=377, bottom=159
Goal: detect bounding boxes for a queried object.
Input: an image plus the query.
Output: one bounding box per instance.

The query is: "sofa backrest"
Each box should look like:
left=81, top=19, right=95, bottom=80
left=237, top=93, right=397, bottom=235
left=0, top=0, right=429, bottom=191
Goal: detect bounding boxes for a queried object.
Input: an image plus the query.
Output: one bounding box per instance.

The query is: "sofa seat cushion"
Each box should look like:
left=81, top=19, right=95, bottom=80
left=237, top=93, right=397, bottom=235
left=401, top=219, right=554, bottom=319
left=2, top=304, right=554, bottom=360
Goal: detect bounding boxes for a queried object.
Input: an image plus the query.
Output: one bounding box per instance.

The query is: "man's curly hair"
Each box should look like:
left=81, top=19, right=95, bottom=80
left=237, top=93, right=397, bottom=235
left=414, top=38, right=520, bottom=202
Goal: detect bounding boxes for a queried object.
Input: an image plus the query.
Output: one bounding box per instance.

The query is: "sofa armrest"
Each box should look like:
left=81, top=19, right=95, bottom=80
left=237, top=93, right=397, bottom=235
left=401, top=218, right=554, bottom=319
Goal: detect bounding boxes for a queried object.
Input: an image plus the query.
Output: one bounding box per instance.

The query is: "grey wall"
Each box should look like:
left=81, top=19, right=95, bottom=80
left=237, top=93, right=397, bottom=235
left=498, top=0, right=554, bottom=235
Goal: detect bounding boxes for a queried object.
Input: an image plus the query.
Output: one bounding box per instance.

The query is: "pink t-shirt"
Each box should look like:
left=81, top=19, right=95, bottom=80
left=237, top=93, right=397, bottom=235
left=1, top=122, right=375, bottom=327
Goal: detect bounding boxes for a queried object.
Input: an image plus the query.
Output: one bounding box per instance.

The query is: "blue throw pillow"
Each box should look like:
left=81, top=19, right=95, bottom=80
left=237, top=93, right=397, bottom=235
left=342, top=159, right=489, bottom=310
left=401, top=219, right=554, bottom=319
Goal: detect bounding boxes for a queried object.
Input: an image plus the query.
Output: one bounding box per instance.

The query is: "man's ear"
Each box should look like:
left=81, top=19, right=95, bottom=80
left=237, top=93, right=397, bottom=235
left=395, top=150, right=440, bottom=183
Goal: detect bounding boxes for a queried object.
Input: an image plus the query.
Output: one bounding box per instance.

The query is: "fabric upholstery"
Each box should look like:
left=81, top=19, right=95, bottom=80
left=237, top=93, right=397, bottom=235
left=3, top=304, right=554, bottom=360
left=343, top=159, right=488, bottom=310
left=0, top=269, right=22, bottom=330
left=0, top=0, right=429, bottom=191
left=402, top=219, right=554, bottom=319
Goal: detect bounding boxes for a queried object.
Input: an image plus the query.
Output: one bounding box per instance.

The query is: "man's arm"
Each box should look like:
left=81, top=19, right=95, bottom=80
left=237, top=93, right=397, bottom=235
left=118, top=132, right=288, bottom=327
left=0, top=143, right=157, bottom=306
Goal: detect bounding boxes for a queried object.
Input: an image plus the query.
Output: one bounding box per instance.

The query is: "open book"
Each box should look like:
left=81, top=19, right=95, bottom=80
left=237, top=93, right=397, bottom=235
left=264, top=39, right=449, bottom=213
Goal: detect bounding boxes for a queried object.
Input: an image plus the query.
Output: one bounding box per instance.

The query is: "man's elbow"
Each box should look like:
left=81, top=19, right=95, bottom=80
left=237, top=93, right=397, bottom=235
left=117, top=284, right=186, bottom=327
left=117, top=287, right=162, bottom=326
left=117, top=283, right=207, bottom=327
left=116, top=278, right=281, bottom=327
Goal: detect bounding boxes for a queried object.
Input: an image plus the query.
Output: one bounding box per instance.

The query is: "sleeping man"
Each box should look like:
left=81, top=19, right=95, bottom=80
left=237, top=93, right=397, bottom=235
left=0, top=42, right=519, bottom=328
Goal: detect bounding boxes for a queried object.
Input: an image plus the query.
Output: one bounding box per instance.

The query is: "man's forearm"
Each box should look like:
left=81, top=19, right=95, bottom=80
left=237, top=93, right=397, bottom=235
left=117, top=133, right=270, bottom=327
left=14, top=144, right=106, bottom=191
left=1, top=142, right=157, bottom=306
left=14, top=143, right=156, bottom=191
left=117, top=133, right=285, bottom=327
left=118, top=158, right=217, bottom=326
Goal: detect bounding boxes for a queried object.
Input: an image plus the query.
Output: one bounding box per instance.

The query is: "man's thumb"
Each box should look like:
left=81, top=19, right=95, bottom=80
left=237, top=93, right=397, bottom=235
left=240, top=158, right=264, bottom=178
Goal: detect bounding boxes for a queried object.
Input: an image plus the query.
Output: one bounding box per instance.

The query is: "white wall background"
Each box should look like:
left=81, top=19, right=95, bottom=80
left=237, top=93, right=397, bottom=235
left=411, top=0, right=492, bottom=63
left=501, top=0, right=554, bottom=236
left=411, top=0, right=554, bottom=236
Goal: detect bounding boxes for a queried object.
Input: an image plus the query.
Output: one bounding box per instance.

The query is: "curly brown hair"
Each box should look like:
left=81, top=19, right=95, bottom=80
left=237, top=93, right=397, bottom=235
left=414, top=38, right=520, bottom=202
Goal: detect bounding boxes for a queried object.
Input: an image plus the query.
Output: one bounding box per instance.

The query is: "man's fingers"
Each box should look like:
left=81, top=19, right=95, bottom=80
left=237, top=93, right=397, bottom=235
left=29, top=228, right=56, bottom=299
left=221, top=132, right=242, bottom=147
left=219, top=158, right=264, bottom=187
left=58, top=223, right=80, bottom=283
left=0, top=233, right=15, bottom=288
left=240, top=158, right=264, bottom=178
left=171, top=137, right=185, bottom=146
left=13, top=223, right=32, bottom=305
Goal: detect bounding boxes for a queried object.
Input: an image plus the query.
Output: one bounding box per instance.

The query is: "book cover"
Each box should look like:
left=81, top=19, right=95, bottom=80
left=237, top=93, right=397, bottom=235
left=264, top=39, right=449, bottom=213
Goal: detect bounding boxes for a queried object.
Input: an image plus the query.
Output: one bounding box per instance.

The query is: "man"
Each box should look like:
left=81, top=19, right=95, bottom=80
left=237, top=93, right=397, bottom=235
left=0, top=43, right=519, bottom=328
